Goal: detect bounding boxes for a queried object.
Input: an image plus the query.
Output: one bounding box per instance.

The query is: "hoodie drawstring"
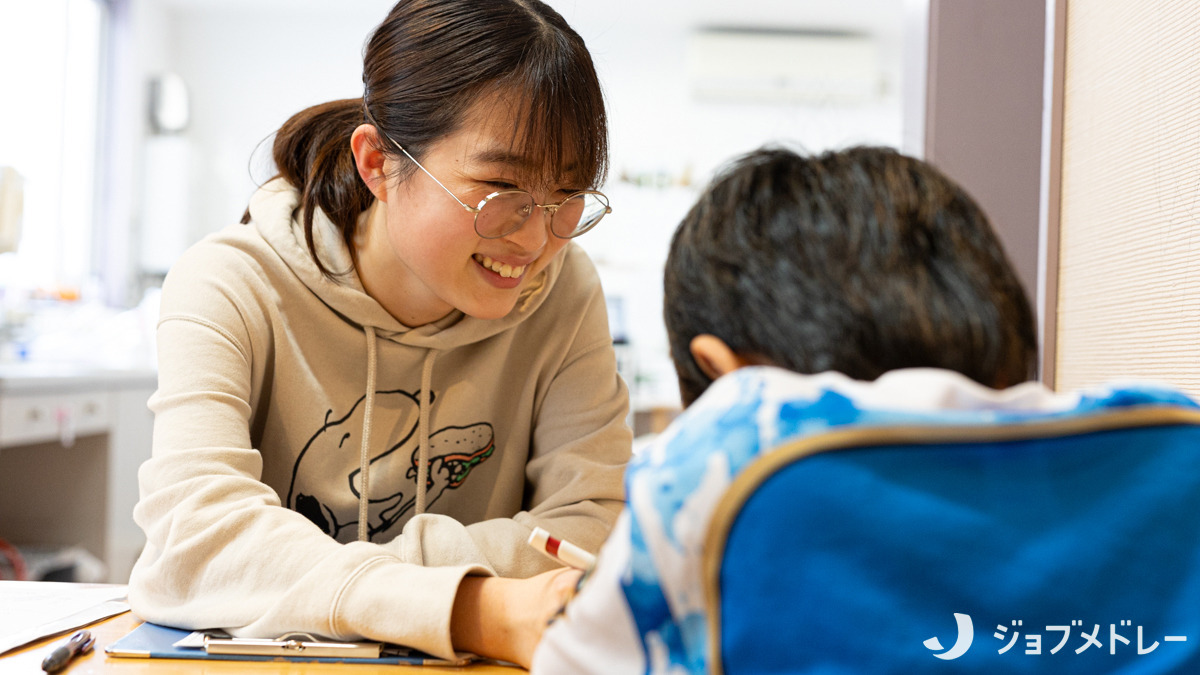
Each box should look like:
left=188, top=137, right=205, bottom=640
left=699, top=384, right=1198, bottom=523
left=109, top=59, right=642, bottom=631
left=415, top=349, right=439, bottom=514
left=357, top=326, right=378, bottom=542
left=356, top=329, right=439, bottom=541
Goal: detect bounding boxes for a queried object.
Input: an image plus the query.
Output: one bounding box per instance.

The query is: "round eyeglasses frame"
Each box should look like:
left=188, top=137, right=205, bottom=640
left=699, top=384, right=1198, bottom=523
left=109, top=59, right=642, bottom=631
left=370, top=125, right=611, bottom=240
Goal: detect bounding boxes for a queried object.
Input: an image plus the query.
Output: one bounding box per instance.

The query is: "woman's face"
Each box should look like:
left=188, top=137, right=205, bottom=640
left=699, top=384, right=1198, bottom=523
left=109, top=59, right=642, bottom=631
left=355, top=97, right=583, bottom=327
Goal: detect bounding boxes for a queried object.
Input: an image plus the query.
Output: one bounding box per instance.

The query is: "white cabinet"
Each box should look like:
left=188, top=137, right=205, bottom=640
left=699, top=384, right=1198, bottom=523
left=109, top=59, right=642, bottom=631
left=0, top=391, right=112, bottom=448
left=0, top=365, right=156, bottom=584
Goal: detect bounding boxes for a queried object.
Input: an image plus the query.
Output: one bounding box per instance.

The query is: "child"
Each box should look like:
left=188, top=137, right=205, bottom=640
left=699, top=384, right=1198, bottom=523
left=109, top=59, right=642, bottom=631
left=128, top=0, right=629, bottom=667
left=530, top=146, right=1196, bottom=672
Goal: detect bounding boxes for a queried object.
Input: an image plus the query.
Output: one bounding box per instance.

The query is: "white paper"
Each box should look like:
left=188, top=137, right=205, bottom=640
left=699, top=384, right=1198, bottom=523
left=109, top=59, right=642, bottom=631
left=0, top=582, right=128, bottom=655
left=171, top=631, right=210, bottom=649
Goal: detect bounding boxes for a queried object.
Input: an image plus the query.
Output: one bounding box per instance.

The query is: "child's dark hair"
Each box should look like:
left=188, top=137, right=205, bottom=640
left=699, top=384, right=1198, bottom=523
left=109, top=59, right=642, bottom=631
left=664, top=145, right=1037, bottom=407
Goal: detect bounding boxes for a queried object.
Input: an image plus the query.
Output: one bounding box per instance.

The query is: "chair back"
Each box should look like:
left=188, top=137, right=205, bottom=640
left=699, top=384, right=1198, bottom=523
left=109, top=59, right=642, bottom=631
left=704, top=407, right=1200, bottom=673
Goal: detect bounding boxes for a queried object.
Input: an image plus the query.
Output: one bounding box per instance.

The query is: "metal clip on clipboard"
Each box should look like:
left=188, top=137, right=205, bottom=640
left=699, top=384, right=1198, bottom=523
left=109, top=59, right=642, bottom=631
left=203, top=632, right=384, bottom=658
left=112, top=624, right=476, bottom=666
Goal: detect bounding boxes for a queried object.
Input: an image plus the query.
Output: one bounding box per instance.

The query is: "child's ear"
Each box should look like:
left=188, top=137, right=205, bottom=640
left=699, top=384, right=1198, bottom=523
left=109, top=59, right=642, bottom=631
left=689, top=334, right=752, bottom=381
left=351, top=124, right=389, bottom=202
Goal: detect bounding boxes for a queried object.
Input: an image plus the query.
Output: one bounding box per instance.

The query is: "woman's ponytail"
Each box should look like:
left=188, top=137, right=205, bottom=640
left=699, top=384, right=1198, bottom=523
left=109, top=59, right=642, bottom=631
left=245, top=98, right=374, bottom=278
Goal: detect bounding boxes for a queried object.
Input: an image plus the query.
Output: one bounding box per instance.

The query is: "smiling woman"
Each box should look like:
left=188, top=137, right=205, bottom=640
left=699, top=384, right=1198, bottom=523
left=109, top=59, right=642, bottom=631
left=346, top=93, right=609, bottom=325
left=126, top=0, right=632, bottom=669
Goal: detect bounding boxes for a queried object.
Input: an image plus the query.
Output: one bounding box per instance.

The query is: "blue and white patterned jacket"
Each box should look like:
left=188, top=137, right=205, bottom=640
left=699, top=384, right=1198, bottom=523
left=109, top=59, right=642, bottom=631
left=532, top=366, right=1197, bottom=674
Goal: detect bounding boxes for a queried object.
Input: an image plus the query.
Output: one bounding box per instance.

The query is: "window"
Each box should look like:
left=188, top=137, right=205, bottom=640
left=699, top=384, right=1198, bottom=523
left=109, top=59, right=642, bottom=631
left=0, top=0, right=106, bottom=292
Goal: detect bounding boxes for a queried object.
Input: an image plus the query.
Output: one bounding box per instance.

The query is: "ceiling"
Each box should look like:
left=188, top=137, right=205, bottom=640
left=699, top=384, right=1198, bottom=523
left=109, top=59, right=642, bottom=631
left=155, top=0, right=905, bottom=40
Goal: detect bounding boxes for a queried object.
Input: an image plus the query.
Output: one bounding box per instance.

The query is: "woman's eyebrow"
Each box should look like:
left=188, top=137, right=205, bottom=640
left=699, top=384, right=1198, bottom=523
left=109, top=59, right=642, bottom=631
left=468, top=148, right=581, bottom=179
left=470, top=148, right=533, bottom=170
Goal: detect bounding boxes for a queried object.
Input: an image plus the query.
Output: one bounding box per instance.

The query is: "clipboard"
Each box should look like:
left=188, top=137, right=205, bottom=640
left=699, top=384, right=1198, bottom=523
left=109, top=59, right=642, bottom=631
left=105, top=621, right=473, bottom=665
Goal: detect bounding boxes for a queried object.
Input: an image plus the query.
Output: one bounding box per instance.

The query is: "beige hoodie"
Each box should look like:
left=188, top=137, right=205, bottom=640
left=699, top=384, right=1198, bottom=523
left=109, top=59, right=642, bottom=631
left=128, top=178, right=631, bottom=659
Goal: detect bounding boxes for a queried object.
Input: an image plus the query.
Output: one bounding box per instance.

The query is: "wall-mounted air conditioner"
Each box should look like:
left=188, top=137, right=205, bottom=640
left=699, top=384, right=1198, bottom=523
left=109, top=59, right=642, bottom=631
left=687, top=29, right=883, bottom=104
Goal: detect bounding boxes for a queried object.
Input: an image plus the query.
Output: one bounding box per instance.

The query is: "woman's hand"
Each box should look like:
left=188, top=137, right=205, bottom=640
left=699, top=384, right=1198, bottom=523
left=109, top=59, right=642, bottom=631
left=451, top=567, right=583, bottom=669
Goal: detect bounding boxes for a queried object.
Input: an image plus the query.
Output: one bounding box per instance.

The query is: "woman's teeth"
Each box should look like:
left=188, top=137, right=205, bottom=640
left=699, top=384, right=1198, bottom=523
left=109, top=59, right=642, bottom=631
left=475, top=255, right=526, bottom=279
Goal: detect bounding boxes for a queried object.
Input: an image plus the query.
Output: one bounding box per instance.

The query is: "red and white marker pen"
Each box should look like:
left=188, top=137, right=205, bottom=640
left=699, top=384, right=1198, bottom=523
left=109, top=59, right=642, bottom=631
left=527, top=526, right=596, bottom=571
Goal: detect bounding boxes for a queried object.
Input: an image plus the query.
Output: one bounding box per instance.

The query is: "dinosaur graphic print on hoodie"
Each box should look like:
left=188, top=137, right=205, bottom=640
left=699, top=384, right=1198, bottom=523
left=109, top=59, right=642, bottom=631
left=288, top=387, right=497, bottom=542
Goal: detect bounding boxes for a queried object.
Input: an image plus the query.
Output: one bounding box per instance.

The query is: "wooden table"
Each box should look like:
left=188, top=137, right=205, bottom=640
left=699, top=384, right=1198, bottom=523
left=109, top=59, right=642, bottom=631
left=3, top=610, right=523, bottom=674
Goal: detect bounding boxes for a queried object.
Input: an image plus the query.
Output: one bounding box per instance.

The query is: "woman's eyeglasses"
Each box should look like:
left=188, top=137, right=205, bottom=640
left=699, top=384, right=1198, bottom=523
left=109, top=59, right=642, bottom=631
left=371, top=124, right=611, bottom=240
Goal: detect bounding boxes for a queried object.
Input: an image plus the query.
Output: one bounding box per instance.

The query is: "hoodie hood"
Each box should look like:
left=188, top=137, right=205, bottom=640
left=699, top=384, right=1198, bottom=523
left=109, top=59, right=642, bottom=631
left=247, top=177, right=566, bottom=350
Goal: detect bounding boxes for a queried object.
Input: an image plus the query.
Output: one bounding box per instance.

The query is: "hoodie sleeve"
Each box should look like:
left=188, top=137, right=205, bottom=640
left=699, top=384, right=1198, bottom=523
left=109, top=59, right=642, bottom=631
left=128, top=243, right=487, bottom=660
left=379, top=246, right=633, bottom=577
left=461, top=248, right=633, bottom=576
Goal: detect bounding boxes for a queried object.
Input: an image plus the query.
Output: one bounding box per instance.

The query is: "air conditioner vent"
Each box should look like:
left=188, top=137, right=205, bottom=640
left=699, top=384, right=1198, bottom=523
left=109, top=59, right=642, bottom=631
left=687, top=28, right=883, bottom=104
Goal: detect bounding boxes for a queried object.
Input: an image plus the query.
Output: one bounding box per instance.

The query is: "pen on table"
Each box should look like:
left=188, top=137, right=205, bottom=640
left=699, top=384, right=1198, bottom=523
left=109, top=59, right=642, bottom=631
left=528, top=526, right=596, bottom=571
left=41, top=629, right=95, bottom=673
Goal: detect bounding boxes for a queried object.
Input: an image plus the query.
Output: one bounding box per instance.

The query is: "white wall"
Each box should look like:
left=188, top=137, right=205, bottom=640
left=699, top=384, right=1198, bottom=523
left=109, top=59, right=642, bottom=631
left=161, top=6, right=386, bottom=257
left=136, top=0, right=908, bottom=410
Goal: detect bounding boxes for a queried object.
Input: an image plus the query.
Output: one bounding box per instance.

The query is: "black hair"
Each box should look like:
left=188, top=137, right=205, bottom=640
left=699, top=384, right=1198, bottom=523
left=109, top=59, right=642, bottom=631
left=664, top=145, right=1037, bottom=407
left=249, top=0, right=608, bottom=277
